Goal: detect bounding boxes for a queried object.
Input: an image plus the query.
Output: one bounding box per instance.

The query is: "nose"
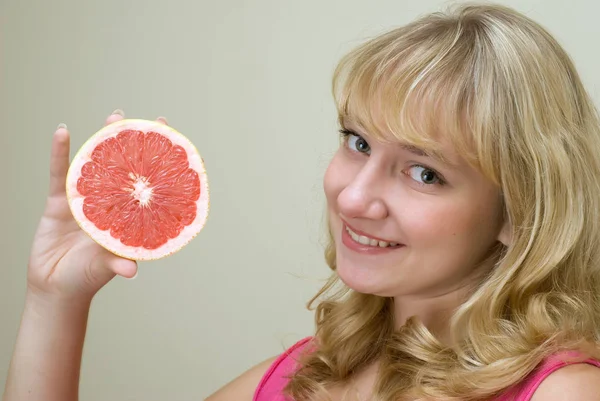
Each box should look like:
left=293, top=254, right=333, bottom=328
left=337, top=164, right=389, bottom=220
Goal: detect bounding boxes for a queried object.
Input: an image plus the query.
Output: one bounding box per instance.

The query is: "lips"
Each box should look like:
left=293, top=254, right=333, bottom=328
left=341, top=220, right=404, bottom=252
left=344, top=225, right=399, bottom=248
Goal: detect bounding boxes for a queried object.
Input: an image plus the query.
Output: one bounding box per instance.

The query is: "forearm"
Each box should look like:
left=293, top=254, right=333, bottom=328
left=3, top=291, right=91, bottom=401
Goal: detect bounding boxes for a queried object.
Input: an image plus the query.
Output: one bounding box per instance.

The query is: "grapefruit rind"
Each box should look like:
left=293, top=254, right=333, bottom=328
left=65, top=118, right=210, bottom=261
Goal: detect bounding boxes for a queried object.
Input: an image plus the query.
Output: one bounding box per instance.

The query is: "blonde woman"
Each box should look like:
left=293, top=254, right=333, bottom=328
left=4, top=2, right=600, bottom=401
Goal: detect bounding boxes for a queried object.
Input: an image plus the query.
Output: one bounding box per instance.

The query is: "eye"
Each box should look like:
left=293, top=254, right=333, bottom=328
left=340, top=129, right=370, bottom=155
left=407, top=165, right=445, bottom=186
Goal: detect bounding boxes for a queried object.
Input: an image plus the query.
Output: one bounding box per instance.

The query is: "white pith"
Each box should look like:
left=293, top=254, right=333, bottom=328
left=128, top=173, right=153, bottom=206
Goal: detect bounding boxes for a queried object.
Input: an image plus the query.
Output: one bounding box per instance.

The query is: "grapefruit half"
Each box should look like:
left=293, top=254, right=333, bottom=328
left=66, top=118, right=209, bottom=261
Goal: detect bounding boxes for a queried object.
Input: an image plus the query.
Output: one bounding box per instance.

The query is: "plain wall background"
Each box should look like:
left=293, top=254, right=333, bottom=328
left=1, top=0, right=600, bottom=399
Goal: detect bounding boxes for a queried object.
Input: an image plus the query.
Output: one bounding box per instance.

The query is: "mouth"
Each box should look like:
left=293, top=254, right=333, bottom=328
left=341, top=221, right=404, bottom=253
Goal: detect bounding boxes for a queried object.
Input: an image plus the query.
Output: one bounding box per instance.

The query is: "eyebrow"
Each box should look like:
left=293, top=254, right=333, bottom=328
left=401, top=144, right=430, bottom=158
left=399, top=143, right=451, bottom=166
left=339, top=118, right=455, bottom=168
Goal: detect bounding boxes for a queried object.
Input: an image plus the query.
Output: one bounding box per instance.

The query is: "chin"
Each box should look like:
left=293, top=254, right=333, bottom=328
left=334, top=253, right=393, bottom=296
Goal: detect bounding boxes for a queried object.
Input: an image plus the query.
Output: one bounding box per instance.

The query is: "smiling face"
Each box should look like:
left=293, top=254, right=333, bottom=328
left=323, top=119, right=508, bottom=300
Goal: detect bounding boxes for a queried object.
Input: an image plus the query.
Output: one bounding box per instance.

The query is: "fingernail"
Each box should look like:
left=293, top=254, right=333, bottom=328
left=158, top=116, right=168, bottom=124
left=56, top=123, right=67, bottom=130
left=127, top=271, right=138, bottom=280
left=112, top=109, right=125, bottom=116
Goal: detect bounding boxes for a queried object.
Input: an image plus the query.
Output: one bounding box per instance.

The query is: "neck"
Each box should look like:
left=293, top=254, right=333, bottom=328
left=391, top=262, right=494, bottom=343
left=392, top=291, right=463, bottom=343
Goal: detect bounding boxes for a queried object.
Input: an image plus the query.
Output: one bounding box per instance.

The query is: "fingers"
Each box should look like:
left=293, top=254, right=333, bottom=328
left=48, top=124, right=71, bottom=197
left=105, top=109, right=125, bottom=126
left=105, top=110, right=167, bottom=126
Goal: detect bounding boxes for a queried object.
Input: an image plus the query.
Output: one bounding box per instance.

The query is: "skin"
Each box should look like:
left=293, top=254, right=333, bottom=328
left=3, top=112, right=600, bottom=401
left=324, top=120, right=509, bottom=332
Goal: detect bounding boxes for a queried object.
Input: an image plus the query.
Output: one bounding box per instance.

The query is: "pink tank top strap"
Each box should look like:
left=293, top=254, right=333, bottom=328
left=498, top=351, right=600, bottom=401
left=253, top=336, right=314, bottom=401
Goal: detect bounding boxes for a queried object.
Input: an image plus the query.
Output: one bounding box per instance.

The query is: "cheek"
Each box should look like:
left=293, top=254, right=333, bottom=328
left=400, top=194, right=501, bottom=249
left=400, top=203, right=457, bottom=242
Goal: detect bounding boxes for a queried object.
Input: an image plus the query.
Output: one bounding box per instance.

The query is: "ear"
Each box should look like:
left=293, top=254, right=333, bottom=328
left=497, top=217, right=512, bottom=246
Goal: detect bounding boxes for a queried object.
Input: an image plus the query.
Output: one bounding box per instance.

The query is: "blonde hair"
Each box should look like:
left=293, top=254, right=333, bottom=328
left=285, top=2, right=600, bottom=400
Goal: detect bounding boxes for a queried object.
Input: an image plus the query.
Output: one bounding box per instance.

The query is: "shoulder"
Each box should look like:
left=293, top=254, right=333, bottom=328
left=205, top=336, right=313, bottom=401
left=253, top=336, right=314, bottom=401
left=204, top=355, right=279, bottom=401
left=530, top=361, right=600, bottom=401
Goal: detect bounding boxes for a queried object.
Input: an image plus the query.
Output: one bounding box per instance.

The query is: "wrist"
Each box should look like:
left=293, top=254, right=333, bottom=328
left=24, top=287, right=93, bottom=316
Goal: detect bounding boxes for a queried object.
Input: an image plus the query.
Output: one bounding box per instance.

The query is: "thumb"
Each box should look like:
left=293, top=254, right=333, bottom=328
left=89, top=251, right=138, bottom=284
left=109, top=255, right=138, bottom=279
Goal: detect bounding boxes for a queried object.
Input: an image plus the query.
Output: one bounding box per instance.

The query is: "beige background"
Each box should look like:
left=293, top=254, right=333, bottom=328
left=1, top=0, right=599, bottom=400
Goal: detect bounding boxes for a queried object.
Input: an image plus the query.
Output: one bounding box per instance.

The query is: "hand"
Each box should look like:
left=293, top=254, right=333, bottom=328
left=26, top=110, right=168, bottom=302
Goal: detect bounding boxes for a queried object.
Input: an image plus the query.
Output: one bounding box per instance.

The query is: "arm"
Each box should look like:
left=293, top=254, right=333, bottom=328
left=2, top=292, right=91, bottom=401
left=2, top=112, right=277, bottom=401
left=3, top=112, right=136, bottom=401
left=205, top=356, right=277, bottom=401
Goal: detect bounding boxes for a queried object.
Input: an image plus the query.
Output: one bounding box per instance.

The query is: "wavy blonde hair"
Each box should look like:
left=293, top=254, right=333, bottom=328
left=284, top=2, right=600, bottom=400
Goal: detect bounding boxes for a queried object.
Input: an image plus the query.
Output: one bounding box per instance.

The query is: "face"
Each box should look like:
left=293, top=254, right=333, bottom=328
left=323, top=119, right=507, bottom=299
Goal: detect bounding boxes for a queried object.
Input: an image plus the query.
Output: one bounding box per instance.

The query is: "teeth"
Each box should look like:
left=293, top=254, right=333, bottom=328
left=345, top=226, right=398, bottom=248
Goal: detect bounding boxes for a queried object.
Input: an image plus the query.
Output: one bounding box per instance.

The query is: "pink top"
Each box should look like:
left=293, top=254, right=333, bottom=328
left=253, top=337, right=312, bottom=401
left=253, top=337, right=600, bottom=401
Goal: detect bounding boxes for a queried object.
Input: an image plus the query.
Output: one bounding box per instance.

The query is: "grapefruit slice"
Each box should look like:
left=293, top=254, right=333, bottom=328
left=66, top=119, right=209, bottom=261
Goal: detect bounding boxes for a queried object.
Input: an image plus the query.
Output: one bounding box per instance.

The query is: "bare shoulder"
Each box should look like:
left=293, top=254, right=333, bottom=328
left=204, top=355, right=278, bottom=401
left=531, top=363, right=600, bottom=401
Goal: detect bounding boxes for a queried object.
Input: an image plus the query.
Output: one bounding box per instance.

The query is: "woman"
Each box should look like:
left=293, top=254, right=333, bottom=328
left=4, top=3, right=600, bottom=401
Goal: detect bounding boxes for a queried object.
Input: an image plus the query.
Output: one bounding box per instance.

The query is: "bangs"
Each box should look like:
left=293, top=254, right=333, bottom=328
left=332, top=21, right=482, bottom=169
